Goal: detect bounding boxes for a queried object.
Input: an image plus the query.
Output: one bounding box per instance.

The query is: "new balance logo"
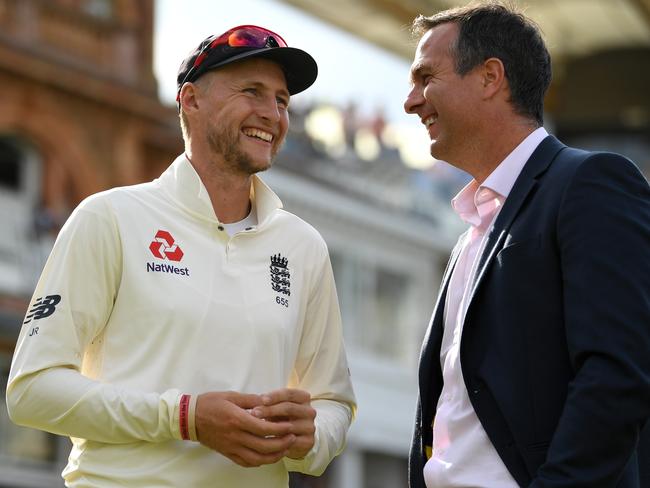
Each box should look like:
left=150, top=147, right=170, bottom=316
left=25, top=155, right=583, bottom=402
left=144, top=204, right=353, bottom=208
left=149, top=230, right=184, bottom=262
left=24, top=295, right=61, bottom=325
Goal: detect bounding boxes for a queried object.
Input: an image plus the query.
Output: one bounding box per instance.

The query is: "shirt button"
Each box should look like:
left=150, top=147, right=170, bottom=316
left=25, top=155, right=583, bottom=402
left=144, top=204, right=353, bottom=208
left=218, top=225, right=224, bottom=231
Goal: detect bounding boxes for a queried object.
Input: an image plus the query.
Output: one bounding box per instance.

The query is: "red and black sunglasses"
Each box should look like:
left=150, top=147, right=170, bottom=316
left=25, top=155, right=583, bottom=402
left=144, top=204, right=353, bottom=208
left=177, top=25, right=288, bottom=101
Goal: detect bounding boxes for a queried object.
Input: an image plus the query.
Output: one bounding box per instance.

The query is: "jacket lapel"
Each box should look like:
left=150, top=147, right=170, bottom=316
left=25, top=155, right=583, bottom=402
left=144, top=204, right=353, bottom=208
left=466, top=135, right=566, bottom=307
left=417, top=233, right=466, bottom=435
left=419, top=233, right=464, bottom=384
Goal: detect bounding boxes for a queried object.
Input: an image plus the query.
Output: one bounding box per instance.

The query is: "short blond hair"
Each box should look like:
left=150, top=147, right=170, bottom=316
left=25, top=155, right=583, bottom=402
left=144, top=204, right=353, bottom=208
left=179, top=109, right=190, bottom=141
left=177, top=74, right=215, bottom=142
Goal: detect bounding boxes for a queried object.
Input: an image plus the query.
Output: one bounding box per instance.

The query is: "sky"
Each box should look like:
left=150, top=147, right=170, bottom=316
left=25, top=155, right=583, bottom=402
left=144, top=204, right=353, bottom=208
left=153, top=0, right=434, bottom=167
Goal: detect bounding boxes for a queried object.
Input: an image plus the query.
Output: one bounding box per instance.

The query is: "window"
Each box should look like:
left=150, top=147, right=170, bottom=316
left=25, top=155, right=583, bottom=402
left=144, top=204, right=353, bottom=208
left=330, top=251, right=414, bottom=362
left=371, top=269, right=409, bottom=358
left=364, top=450, right=408, bottom=488
left=0, top=135, right=46, bottom=295
left=0, top=138, right=22, bottom=191
left=81, top=0, right=113, bottom=19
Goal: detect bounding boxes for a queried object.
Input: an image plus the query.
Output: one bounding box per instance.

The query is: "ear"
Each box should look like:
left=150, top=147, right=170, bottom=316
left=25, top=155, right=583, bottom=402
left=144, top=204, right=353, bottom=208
left=179, top=82, right=201, bottom=115
left=481, top=57, right=506, bottom=99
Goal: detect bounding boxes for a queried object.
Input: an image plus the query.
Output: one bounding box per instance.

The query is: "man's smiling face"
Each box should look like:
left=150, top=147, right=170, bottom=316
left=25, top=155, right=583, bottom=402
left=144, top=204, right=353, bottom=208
left=198, top=58, right=290, bottom=176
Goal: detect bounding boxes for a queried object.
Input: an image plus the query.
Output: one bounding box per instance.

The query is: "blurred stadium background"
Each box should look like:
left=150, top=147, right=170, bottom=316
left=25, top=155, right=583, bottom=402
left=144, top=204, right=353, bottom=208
left=0, top=0, right=648, bottom=487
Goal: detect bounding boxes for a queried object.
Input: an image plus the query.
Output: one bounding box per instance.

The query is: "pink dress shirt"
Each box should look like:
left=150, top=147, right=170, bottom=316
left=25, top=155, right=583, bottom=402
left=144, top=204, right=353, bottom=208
left=423, top=127, right=549, bottom=488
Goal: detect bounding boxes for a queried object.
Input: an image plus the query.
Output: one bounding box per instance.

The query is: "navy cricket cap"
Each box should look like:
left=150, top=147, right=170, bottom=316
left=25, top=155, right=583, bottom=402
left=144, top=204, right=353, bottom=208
left=176, top=25, right=318, bottom=101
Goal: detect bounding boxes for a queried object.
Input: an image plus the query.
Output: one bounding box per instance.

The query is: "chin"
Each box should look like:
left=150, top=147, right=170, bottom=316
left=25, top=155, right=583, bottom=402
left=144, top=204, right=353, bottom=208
left=254, top=154, right=273, bottom=168
left=429, top=141, right=445, bottom=161
left=248, top=159, right=272, bottom=175
left=255, top=163, right=272, bottom=174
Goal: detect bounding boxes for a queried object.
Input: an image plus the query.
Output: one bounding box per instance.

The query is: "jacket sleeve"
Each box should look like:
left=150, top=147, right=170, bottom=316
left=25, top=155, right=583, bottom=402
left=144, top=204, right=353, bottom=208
left=531, top=154, right=650, bottom=487
left=283, top=242, right=356, bottom=476
left=6, top=195, right=186, bottom=443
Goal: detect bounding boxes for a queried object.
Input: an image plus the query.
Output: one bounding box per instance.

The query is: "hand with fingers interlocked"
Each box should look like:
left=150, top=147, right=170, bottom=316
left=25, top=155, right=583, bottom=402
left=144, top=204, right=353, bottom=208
left=251, top=388, right=317, bottom=460
left=195, top=391, right=297, bottom=467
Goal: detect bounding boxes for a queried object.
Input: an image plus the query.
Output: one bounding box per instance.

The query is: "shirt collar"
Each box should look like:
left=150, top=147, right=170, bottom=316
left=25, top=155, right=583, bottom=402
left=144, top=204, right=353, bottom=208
left=451, top=127, right=548, bottom=228
left=452, top=180, right=502, bottom=228
left=482, top=126, right=548, bottom=198
left=157, top=154, right=283, bottom=226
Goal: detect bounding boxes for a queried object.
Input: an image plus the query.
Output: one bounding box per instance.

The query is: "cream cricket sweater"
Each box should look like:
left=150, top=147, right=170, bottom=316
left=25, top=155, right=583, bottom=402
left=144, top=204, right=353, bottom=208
left=7, top=155, right=356, bottom=487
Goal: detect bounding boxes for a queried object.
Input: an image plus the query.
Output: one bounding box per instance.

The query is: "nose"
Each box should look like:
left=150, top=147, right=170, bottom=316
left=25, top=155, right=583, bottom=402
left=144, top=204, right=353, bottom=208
left=404, top=85, right=424, bottom=115
left=258, top=96, right=282, bottom=122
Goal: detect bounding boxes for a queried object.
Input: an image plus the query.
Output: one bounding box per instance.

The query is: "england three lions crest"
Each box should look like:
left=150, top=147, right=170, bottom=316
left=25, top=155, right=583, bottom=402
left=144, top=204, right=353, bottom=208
left=270, top=253, right=290, bottom=296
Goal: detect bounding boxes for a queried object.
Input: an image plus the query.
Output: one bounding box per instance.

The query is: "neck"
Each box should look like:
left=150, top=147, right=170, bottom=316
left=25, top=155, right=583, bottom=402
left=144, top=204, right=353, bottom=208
left=185, top=147, right=253, bottom=224
left=457, top=119, right=539, bottom=184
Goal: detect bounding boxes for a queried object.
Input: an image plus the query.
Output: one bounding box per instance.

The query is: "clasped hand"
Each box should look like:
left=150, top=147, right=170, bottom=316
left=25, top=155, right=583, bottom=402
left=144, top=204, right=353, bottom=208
left=195, top=388, right=316, bottom=467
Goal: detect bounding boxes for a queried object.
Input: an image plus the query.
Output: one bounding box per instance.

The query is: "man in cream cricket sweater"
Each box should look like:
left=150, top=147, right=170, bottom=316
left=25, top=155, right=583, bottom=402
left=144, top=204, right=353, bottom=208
left=7, top=25, right=356, bottom=487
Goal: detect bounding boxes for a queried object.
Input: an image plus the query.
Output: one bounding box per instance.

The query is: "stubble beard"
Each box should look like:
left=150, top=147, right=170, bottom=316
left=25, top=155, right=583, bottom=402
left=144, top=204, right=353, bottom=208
left=207, top=123, right=280, bottom=176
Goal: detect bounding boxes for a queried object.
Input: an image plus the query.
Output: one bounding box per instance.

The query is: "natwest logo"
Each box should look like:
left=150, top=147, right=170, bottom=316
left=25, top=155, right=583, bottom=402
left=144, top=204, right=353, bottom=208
left=149, top=230, right=184, bottom=262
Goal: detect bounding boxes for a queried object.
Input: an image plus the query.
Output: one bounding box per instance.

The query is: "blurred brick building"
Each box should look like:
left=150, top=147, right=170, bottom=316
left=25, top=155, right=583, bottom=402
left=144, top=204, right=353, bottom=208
left=0, top=0, right=181, bottom=484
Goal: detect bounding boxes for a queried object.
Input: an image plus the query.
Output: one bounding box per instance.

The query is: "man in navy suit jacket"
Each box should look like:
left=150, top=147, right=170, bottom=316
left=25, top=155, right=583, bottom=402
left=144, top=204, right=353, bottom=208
left=403, top=2, right=650, bottom=487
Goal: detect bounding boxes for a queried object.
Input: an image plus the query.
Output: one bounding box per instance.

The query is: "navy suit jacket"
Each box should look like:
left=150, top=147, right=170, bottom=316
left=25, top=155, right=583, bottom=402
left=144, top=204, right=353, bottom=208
left=409, top=136, right=650, bottom=487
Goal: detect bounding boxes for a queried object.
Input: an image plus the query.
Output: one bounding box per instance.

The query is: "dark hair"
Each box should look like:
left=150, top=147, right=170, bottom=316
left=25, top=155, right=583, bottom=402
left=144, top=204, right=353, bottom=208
left=413, top=1, right=551, bottom=126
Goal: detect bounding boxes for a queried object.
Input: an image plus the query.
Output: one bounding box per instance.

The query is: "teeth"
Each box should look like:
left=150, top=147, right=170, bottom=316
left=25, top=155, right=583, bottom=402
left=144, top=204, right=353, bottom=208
left=243, top=128, right=273, bottom=142
left=424, top=116, right=437, bottom=127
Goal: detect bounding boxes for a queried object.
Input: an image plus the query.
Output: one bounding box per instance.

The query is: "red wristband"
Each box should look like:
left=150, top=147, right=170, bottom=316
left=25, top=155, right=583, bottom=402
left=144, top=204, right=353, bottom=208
left=180, top=394, right=191, bottom=440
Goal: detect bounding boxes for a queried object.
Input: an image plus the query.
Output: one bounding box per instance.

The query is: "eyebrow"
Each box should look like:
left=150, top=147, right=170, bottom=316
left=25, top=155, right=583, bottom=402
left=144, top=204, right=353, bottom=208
left=409, top=63, right=428, bottom=84
left=245, top=80, right=290, bottom=100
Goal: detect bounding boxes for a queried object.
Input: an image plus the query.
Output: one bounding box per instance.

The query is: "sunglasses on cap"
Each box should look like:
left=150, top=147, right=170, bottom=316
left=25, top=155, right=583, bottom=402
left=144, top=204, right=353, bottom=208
left=176, top=25, right=289, bottom=101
